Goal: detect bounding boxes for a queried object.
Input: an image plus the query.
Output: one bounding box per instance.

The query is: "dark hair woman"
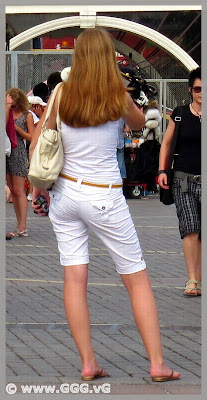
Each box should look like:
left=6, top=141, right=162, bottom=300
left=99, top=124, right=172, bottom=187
left=158, top=67, right=201, bottom=297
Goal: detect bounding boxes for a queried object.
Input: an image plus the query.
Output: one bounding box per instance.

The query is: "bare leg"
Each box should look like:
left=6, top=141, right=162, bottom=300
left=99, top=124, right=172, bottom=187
left=196, top=238, right=201, bottom=282
left=121, top=269, right=180, bottom=379
left=182, top=233, right=200, bottom=290
left=64, top=265, right=107, bottom=378
left=27, top=181, right=33, bottom=198
left=196, top=238, right=201, bottom=294
left=6, top=174, right=28, bottom=232
left=5, top=185, right=11, bottom=202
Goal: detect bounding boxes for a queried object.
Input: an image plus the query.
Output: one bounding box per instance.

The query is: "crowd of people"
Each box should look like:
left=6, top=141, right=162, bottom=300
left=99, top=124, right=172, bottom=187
left=5, top=27, right=201, bottom=382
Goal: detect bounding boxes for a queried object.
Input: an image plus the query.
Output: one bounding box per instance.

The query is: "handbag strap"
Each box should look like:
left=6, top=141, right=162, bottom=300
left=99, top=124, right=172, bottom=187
left=42, top=82, right=63, bottom=131
left=166, top=106, right=183, bottom=173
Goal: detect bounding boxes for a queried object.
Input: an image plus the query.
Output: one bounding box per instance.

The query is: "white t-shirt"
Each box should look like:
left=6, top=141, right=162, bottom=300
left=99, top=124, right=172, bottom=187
left=29, top=109, right=39, bottom=124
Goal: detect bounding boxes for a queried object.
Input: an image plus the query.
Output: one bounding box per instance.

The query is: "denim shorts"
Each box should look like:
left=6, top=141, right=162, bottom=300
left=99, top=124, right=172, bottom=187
left=48, top=178, right=146, bottom=274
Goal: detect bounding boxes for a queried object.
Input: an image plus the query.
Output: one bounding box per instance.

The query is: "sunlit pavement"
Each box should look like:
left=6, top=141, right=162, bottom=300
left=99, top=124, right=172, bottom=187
left=6, top=193, right=201, bottom=395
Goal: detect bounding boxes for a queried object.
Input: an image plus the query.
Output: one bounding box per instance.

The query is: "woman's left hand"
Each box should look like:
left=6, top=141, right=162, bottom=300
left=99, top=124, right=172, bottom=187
left=14, top=123, right=20, bottom=133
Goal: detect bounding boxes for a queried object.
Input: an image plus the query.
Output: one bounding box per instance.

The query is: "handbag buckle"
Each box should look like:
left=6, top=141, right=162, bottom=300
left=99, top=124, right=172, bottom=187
left=193, top=175, right=201, bottom=184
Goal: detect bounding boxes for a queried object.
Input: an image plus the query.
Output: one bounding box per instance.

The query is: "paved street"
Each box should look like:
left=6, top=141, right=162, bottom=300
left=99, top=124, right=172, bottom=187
left=6, top=193, right=201, bottom=395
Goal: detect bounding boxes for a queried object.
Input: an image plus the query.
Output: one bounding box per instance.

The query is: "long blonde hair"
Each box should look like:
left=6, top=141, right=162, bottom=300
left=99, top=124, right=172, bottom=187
left=59, top=28, right=128, bottom=127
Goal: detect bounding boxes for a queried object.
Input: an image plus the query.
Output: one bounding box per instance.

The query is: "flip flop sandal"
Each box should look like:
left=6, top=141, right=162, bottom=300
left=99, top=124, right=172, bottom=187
left=184, top=279, right=197, bottom=296
left=197, top=281, right=201, bottom=296
left=82, top=369, right=110, bottom=381
left=6, top=229, right=28, bottom=239
left=6, top=236, right=12, bottom=241
left=152, top=370, right=180, bottom=382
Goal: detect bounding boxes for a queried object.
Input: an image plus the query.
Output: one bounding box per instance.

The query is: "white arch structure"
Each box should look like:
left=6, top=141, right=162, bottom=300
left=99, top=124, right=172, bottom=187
left=10, top=16, right=198, bottom=71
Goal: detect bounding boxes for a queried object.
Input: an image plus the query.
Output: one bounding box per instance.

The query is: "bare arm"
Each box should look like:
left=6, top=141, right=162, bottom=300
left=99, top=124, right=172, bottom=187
left=29, top=91, right=59, bottom=160
left=5, top=94, right=14, bottom=124
left=121, top=93, right=145, bottom=131
left=30, top=89, right=60, bottom=214
left=6, top=106, right=11, bottom=125
left=15, top=112, right=35, bottom=143
left=158, top=117, right=175, bottom=189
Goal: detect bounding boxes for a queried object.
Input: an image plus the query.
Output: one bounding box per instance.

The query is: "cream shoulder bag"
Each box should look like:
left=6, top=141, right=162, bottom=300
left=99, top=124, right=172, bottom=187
left=28, top=82, right=64, bottom=190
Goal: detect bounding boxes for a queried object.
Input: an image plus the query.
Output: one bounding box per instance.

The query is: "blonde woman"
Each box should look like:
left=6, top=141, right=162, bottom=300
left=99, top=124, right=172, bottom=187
left=30, top=28, right=180, bottom=382
left=6, top=88, right=35, bottom=238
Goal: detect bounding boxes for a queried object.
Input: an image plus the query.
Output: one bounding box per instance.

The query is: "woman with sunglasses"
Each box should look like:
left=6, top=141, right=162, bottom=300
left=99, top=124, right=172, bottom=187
left=158, top=67, right=201, bottom=296
left=6, top=88, right=35, bottom=238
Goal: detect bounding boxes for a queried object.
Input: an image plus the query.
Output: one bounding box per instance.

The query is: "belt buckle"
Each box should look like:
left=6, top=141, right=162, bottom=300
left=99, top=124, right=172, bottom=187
left=193, top=175, right=201, bottom=184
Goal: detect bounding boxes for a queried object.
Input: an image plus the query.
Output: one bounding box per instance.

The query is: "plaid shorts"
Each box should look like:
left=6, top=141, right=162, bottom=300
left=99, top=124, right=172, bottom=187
left=172, top=177, right=201, bottom=239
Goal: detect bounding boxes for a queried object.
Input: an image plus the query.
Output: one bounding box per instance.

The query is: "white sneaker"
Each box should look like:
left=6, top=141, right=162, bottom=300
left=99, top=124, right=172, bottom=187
left=27, top=194, right=33, bottom=201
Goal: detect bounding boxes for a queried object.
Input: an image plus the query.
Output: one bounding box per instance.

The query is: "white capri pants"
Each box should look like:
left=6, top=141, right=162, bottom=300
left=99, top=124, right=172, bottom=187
left=49, top=178, right=146, bottom=274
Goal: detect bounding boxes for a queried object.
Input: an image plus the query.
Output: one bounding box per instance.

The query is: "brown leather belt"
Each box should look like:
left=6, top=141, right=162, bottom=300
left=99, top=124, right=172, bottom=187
left=59, top=173, right=123, bottom=188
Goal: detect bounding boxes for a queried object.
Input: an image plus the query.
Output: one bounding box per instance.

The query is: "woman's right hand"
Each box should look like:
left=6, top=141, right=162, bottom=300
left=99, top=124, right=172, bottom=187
left=158, top=173, right=169, bottom=189
left=32, top=187, right=50, bottom=216
left=6, top=94, right=14, bottom=107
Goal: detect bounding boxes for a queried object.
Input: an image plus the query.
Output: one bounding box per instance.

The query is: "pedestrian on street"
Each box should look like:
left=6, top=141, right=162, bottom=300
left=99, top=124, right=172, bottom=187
left=6, top=88, right=35, bottom=238
left=30, top=27, right=180, bottom=382
left=26, top=96, right=47, bottom=201
left=158, top=67, right=201, bottom=296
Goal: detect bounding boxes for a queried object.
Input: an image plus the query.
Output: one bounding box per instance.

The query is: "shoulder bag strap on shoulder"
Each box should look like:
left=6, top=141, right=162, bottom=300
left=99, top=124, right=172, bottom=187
left=166, top=106, right=183, bottom=173
left=42, top=82, right=63, bottom=130
left=56, top=86, right=63, bottom=131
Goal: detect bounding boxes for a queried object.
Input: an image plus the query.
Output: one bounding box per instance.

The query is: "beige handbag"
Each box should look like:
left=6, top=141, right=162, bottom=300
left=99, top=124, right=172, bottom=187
left=28, top=82, right=64, bottom=190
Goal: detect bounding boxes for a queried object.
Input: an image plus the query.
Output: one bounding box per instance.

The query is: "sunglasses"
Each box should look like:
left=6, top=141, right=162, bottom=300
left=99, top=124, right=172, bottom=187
left=192, top=86, right=202, bottom=93
left=11, top=104, right=17, bottom=109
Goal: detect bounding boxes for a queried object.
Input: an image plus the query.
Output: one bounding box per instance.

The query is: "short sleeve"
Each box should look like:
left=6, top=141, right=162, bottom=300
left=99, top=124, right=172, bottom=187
left=170, top=106, right=179, bottom=122
left=170, top=106, right=185, bottom=122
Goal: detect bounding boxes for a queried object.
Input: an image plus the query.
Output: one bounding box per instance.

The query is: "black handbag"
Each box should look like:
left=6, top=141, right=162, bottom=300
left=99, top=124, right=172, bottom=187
left=160, top=107, right=183, bottom=205
left=159, top=169, right=174, bottom=205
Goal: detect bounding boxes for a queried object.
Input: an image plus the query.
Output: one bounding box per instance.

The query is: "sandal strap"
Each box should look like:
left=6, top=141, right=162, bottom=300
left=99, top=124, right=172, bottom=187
left=6, top=231, right=16, bottom=237
left=15, top=229, right=28, bottom=236
left=184, top=279, right=198, bottom=295
left=185, top=279, right=197, bottom=285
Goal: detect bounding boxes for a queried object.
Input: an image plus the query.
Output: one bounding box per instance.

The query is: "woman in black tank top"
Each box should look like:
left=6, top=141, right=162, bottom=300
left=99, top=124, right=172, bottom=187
left=158, top=67, right=201, bottom=297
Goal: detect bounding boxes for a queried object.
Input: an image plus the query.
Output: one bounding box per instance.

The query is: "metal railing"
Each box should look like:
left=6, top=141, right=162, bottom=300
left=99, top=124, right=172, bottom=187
left=6, top=51, right=189, bottom=133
